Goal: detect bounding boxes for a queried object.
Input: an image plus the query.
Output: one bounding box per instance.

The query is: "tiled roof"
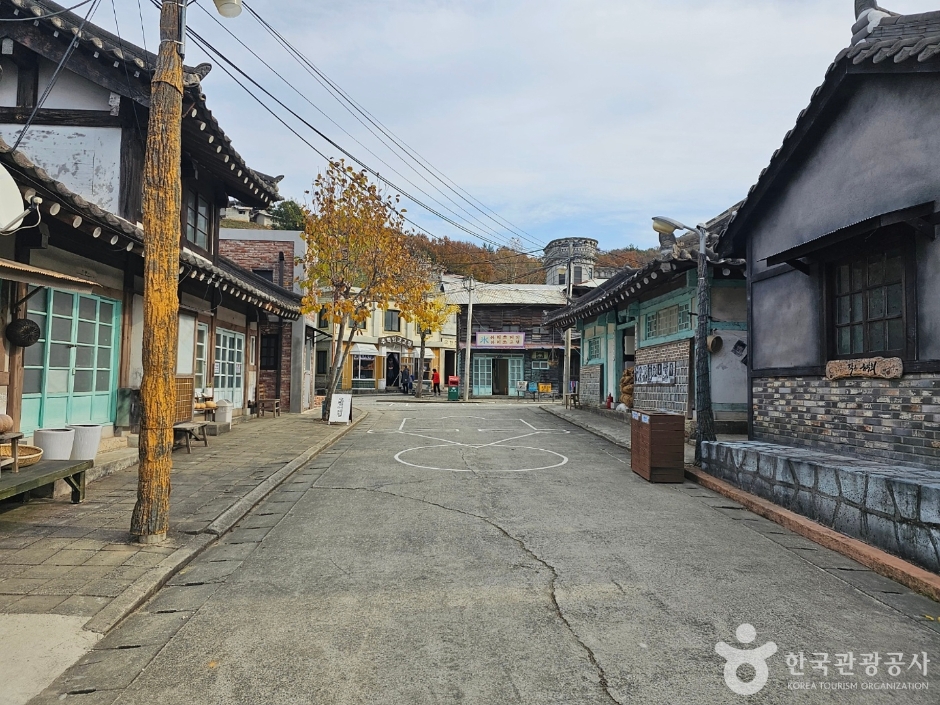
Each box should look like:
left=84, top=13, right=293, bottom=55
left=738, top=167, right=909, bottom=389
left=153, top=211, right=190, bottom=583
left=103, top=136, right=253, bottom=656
left=720, top=6, right=940, bottom=257
left=545, top=207, right=745, bottom=329
left=0, top=0, right=280, bottom=207
left=443, top=283, right=568, bottom=307
left=0, top=136, right=301, bottom=318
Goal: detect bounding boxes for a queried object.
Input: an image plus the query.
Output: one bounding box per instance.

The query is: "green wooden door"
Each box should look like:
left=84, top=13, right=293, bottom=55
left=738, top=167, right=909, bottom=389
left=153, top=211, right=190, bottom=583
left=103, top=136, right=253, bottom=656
left=21, top=289, right=121, bottom=434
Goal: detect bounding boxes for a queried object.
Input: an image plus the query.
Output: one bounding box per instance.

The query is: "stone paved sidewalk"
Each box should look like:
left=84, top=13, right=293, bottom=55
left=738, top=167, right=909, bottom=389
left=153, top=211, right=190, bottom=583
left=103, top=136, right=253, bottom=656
left=540, top=405, right=746, bottom=464
left=0, top=413, right=361, bottom=623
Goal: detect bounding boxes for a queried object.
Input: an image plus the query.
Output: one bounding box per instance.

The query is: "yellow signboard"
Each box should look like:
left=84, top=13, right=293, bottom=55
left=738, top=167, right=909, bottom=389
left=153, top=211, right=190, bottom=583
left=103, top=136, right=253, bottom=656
left=538, top=383, right=552, bottom=394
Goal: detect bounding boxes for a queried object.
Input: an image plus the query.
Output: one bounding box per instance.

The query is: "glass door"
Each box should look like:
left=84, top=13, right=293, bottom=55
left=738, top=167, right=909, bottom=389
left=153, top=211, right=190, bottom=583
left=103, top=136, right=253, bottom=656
left=214, top=328, right=244, bottom=407
left=22, top=289, right=121, bottom=433
left=471, top=355, right=492, bottom=397
left=508, top=356, right=525, bottom=397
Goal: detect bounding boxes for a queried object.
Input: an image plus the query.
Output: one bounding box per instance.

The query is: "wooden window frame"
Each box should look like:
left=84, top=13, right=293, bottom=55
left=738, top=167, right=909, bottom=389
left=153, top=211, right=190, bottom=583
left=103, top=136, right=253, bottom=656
left=182, top=186, right=214, bottom=255
left=259, top=333, right=279, bottom=370
left=384, top=310, right=401, bottom=332
left=824, top=233, right=917, bottom=362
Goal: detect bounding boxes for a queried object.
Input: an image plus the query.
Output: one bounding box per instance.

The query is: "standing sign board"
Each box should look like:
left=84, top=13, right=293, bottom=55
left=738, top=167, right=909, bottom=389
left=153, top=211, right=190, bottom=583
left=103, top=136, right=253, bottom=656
left=328, top=394, right=352, bottom=425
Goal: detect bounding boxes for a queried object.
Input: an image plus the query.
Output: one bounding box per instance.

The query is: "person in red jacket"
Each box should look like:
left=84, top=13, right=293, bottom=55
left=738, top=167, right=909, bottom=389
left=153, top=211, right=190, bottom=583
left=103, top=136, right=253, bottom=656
left=432, top=368, right=441, bottom=396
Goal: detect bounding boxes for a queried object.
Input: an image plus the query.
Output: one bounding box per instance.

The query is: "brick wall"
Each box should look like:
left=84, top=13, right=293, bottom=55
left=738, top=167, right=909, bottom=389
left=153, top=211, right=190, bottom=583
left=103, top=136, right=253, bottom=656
left=220, top=239, right=296, bottom=411
left=219, top=240, right=295, bottom=289
left=753, top=374, right=940, bottom=467
left=257, top=322, right=292, bottom=409
left=634, top=339, right=691, bottom=415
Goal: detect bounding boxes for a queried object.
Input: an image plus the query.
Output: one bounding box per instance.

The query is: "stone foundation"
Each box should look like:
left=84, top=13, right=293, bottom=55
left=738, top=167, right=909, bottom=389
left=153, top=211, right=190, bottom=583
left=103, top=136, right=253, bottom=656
left=702, top=440, right=940, bottom=573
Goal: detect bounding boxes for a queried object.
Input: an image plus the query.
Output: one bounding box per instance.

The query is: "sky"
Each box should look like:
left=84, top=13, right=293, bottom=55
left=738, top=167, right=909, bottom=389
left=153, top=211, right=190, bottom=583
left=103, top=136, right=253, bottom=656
left=98, top=0, right=940, bottom=252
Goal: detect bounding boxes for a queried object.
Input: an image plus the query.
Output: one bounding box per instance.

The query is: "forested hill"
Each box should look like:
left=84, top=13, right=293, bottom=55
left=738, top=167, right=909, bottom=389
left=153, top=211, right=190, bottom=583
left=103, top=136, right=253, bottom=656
left=406, top=233, right=658, bottom=284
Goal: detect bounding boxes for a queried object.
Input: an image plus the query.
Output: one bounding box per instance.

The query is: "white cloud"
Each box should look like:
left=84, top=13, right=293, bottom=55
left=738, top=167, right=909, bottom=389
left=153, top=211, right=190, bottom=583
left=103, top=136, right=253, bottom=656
left=104, top=0, right=940, bottom=250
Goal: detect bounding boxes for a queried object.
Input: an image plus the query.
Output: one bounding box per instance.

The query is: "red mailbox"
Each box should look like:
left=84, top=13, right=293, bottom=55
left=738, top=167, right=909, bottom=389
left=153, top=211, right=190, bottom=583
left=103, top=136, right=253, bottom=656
left=447, top=376, right=460, bottom=386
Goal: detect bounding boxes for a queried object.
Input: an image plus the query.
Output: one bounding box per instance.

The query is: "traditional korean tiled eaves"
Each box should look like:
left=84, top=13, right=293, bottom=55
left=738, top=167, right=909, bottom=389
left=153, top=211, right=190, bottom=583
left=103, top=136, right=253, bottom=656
left=1, top=0, right=280, bottom=208
left=0, top=137, right=301, bottom=320
left=720, top=6, right=940, bottom=257
left=543, top=243, right=745, bottom=330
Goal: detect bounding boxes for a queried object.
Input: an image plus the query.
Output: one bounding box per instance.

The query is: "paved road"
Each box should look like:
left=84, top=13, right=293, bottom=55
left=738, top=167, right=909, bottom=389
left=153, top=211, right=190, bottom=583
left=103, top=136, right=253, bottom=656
left=35, top=404, right=940, bottom=704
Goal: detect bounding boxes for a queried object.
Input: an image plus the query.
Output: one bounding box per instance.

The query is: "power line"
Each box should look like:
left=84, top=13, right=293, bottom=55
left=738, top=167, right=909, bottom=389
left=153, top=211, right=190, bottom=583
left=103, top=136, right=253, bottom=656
left=240, top=1, right=544, bottom=251
left=191, top=2, right=525, bottom=252
left=179, top=20, right=517, bottom=250
left=174, top=24, right=496, bottom=250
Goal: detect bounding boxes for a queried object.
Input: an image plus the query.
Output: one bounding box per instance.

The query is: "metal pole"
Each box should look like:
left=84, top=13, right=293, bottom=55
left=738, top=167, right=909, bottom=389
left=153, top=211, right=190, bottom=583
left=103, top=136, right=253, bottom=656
left=694, top=226, right=716, bottom=465
left=463, top=277, right=473, bottom=402
left=562, top=244, right=573, bottom=402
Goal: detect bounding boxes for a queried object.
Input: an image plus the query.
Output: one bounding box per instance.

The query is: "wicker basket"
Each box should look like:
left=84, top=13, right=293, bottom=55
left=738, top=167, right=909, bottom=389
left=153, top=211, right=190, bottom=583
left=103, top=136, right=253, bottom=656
left=0, top=444, right=43, bottom=468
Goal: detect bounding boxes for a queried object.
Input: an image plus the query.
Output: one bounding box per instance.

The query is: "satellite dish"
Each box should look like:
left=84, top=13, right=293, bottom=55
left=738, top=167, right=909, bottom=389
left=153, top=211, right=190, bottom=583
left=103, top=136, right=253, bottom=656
left=0, top=162, right=29, bottom=234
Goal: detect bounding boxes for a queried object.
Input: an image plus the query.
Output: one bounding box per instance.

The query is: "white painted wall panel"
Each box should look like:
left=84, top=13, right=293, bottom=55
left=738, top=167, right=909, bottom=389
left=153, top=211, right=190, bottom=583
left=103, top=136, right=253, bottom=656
left=0, top=58, right=18, bottom=107
left=38, top=62, right=114, bottom=111
left=177, top=314, right=196, bottom=375
left=130, top=295, right=144, bottom=388
left=29, top=248, right=124, bottom=290
left=0, top=125, right=121, bottom=213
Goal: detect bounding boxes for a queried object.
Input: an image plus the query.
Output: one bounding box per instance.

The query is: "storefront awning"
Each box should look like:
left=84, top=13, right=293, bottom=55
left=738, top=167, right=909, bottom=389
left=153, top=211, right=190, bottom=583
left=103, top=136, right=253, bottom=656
left=0, top=257, right=97, bottom=294
left=412, top=348, right=435, bottom=359
left=349, top=342, right=380, bottom=356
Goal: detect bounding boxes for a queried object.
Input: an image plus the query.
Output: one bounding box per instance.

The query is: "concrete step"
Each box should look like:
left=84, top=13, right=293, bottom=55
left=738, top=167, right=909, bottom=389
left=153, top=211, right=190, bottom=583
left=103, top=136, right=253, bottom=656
left=702, top=441, right=940, bottom=574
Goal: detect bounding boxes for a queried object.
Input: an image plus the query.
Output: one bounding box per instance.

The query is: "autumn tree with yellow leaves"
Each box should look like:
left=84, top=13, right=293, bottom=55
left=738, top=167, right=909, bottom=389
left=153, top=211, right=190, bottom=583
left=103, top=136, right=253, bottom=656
left=298, top=160, right=421, bottom=416
left=398, top=279, right=459, bottom=398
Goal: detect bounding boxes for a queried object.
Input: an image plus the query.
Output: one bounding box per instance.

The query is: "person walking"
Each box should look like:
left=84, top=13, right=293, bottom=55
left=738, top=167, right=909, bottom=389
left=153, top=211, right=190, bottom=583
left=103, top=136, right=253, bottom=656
left=432, top=368, right=441, bottom=396
left=400, top=367, right=410, bottom=395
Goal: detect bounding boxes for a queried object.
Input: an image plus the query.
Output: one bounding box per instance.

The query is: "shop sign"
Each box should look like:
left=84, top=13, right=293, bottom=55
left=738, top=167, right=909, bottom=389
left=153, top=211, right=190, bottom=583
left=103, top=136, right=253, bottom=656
left=378, top=335, right=414, bottom=348
left=635, top=362, right=677, bottom=385
left=476, top=332, right=526, bottom=348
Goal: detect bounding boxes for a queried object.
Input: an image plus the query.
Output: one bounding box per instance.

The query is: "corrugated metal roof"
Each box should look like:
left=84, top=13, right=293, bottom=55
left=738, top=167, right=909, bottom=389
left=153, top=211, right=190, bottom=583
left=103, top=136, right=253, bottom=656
left=443, top=284, right=568, bottom=306
left=0, top=257, right=97, bottom=292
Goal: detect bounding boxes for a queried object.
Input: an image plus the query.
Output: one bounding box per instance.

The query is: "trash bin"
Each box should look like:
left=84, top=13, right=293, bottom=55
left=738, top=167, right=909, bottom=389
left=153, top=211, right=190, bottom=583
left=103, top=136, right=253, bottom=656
left=630, top=411, right=684, bottom=483
left=447, top=375, right=460, bottom=401
left=215, top=399, right=233, bottom=425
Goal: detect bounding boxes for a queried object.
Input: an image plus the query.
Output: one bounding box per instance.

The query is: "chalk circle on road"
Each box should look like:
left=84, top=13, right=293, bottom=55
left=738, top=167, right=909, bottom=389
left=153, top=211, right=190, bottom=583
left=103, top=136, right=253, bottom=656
left=394, top=444, right=569, bottom=473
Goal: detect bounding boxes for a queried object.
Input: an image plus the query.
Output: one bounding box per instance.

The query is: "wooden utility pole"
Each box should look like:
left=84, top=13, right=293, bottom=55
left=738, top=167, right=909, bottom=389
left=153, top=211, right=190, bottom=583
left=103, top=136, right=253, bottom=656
left=130, top=0, right=184, bottom=543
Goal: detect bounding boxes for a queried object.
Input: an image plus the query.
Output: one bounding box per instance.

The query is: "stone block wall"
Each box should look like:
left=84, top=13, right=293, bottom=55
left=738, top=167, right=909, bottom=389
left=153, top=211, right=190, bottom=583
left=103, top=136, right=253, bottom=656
left=634, top=339, right=690, bottom=415
left=753, top=374, right=940, bottom=468
left=702, top=441, right=940, bottom=573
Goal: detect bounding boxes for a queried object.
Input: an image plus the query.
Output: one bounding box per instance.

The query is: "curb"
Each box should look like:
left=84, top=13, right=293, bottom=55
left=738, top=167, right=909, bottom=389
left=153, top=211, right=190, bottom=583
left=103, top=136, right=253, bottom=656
left=83, top=411, right=369, bottom=634
left=540, top=405, right=632, bottom=450
left=539, top=405, right=940, bottom=603
left=685, top=466, right=940, bottom=603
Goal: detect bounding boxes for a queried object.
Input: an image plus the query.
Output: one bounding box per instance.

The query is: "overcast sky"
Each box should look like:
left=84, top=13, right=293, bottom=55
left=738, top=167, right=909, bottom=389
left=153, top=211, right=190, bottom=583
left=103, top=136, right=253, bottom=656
left=102, top=0, right=940, bottom=252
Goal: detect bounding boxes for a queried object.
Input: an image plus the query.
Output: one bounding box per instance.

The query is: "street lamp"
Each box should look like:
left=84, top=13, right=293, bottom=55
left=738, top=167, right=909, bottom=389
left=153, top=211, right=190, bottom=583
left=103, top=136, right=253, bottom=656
left=651, top=216, right=716, bottom=466
left=132, top=0, right=242, bottom=544
left=213, top=0, right=243, bottom=18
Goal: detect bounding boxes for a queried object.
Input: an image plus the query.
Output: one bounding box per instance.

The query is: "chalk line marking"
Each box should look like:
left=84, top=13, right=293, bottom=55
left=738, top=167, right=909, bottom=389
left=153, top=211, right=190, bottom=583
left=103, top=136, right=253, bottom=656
left=395, top=445, right=568, bottom=473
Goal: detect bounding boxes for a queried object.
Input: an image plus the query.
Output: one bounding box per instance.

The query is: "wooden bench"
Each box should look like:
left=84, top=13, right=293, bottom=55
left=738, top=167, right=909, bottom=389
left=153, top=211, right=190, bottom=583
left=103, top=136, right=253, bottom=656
left=173, top=422, right=209, bottom=453
left=257, top=399, right=281, bottom=417
left=0, top=460, right=92, bottom=504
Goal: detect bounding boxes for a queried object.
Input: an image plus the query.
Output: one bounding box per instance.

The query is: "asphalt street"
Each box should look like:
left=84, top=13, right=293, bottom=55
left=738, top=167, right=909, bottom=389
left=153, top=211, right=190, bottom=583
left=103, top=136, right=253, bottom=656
left=38, top=402, right=940, bottom=704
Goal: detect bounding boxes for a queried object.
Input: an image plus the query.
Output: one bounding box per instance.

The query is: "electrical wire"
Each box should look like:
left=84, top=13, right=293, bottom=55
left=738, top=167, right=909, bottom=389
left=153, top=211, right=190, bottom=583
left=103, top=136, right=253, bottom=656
left=178, top=20, right=515, bottom=251
left=11, top=0, right=102, bottom=151
left=191, top=2, right=524, bottom=251
left=110, top=0, right=148, bottom=149
left=0, top=0, right=94, bottom=20
left=241, top=1, right=544, bottom=250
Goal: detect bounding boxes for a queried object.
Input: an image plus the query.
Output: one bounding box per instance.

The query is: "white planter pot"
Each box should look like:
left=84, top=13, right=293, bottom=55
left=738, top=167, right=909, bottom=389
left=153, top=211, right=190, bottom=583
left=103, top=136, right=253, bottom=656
left=68, top=424, right=103, bottom=461
left=33, top=428, right=76, bottom=461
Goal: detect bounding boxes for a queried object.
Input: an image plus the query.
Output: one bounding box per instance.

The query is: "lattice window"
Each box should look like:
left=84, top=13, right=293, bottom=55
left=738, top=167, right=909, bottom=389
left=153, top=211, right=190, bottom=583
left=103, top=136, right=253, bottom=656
left=175, top=377, right=195, bottom=424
